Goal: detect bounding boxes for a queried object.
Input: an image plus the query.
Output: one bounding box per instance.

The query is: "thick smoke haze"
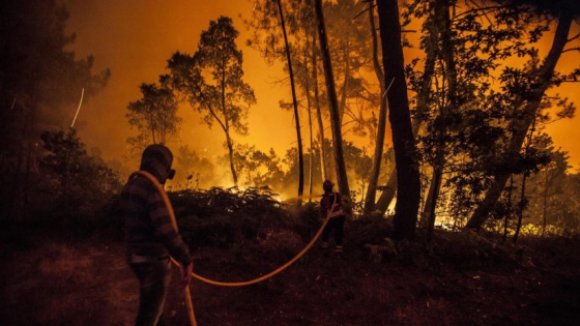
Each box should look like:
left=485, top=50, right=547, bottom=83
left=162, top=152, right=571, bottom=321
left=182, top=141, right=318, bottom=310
left=64, top=0, right=296, bottom=177
left=64, top=0, right=580, bottom=182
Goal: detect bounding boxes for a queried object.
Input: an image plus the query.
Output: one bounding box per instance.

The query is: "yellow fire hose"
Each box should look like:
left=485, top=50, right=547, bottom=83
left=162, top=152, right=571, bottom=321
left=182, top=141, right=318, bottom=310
left=134, top=171, right=330, bottom=326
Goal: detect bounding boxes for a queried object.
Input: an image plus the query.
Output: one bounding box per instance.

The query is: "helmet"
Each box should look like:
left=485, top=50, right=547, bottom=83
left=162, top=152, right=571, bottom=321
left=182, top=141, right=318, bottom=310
left=322, top=180, right=334, bottom=192
left=140, top=144, right=175, bottom=182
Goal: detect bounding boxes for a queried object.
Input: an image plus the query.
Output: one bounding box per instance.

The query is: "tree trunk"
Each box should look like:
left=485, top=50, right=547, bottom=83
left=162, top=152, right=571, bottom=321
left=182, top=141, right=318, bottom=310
left=312, top=35, right=328, bottom=182
left=148, top=109, right=157, bottom=144
left=374, top=18, right=437, bottom=215
left=542, top=168, right=549, bottom=237
left=422, top=0, right=458, bottom=239
left=219, top=52, right=238, bottom=186
left=314, top=0, right=350, bottom=200
left=308, top=103, right=314, bottom=201
left=364, top=0, right=387, bottom=214
left=466, top=12, right=573, bottom=230
left=375, top=167, right=397, bottom=213
left=377, top=0, right=421, bottom=240
left=225, top=132, right=238, bottom=185
left=504, top=175, right=514, bottom=239
left=338, top=42, right=350, bottom=123
left=277, top=0, right=304, bottom=204
left=424, top=165, right=443, bottom=238
left=304, top=46, right=315, bottom=202
left=513, top=172, right=527, bottom=243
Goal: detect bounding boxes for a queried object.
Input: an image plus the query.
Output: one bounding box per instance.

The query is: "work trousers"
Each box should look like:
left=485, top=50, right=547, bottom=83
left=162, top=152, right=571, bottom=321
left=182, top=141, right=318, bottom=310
left=130, top=259, right=171, bottom=326
left=322, top=215, right=345, bottom=246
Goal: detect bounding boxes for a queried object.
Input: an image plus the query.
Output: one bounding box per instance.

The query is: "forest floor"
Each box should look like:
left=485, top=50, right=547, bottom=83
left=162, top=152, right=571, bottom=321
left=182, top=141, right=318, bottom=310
left=1, top=219, right=580, bottom=326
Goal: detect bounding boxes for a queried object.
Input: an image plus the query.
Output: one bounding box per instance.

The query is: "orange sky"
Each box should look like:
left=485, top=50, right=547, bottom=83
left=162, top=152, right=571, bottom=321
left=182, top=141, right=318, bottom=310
left=65, top=0, right=294, bottom=171
left=64, top=0, right=580, bottom=173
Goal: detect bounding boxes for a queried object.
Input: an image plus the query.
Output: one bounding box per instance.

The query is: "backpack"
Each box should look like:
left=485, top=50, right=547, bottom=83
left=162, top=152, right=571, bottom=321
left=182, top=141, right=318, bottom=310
left=327, top=192, right=345, bottom=219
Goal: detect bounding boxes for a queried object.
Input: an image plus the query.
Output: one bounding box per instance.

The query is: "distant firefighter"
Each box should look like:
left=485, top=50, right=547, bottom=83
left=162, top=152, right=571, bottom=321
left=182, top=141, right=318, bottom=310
left=320, top=180, right=347, bottom=253
left=120, top=144, right=192, bottom=326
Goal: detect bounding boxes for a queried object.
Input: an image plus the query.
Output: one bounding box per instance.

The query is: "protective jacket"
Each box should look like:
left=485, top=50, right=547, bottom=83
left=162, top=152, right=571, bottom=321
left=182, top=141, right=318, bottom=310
left=120, top=144, right=191, bottom=265
left=320, top=192, right=345, bottom=218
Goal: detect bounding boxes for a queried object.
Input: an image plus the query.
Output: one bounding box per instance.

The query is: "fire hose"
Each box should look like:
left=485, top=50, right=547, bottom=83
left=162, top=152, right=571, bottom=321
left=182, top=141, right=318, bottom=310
left=134, top=170, right=331, bottom=326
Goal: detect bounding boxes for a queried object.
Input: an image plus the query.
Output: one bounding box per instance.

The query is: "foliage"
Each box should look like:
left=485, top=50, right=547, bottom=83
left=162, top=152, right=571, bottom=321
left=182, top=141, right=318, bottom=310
left=0, top=0, right=109, bottom=220
left=281, top=141, right=372, bottom=201
left=169, top=186, right=292, bottom=248
left=169, top=17, right=255, bottom=135
left=39, top=129, right=122, bottom=218
left=126, top=80, right=181, bottom=153
left=515, top=141, right=580, bottom=234
left=248, top=0, right=377, bottom=139
left=402, top=0, right=579, bottom=230
left=233, top=145, right=285, bottom=188
left=168, top=16, right=256, bottom=184
left=0, top=0, right=109, bottom=133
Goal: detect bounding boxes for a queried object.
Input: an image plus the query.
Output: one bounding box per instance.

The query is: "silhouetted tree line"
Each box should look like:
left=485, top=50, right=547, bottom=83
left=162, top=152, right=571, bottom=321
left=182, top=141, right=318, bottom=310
left=1, top=0, right=579, bottom=241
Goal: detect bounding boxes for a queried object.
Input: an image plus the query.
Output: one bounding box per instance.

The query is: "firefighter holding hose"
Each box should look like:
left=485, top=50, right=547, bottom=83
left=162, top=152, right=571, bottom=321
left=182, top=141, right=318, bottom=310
left=320, top=180, right=347, bottom=253
left=120, top=144, right=193, bottom=326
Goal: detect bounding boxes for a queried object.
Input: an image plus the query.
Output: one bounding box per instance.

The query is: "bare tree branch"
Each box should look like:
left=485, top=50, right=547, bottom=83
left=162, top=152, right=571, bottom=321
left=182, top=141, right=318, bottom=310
left=454, top=5, right=504, bottom=20
left=567, top=32, right=580, bottom=43
left=353, top=4, right=375, bottom=20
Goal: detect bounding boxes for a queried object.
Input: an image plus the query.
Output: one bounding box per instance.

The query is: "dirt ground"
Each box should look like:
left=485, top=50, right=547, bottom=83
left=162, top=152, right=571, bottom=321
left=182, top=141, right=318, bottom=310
left=1, top=230, right=580, bottom=326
